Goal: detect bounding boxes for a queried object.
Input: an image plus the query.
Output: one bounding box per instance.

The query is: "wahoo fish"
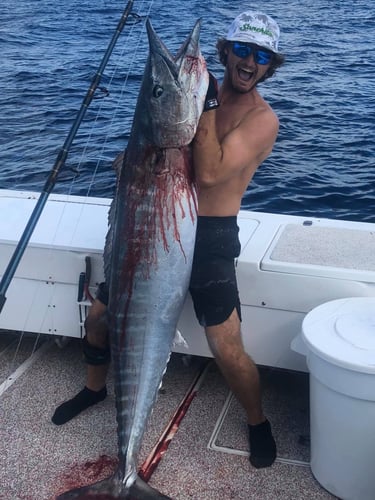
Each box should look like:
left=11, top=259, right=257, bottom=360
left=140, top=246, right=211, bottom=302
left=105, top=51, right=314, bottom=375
left=57, top=17, right=208, bottom=500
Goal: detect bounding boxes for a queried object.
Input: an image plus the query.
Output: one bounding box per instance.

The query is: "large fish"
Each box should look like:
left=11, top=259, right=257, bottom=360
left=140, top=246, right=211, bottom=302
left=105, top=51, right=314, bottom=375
left=57, top=18, right=208, bottom=500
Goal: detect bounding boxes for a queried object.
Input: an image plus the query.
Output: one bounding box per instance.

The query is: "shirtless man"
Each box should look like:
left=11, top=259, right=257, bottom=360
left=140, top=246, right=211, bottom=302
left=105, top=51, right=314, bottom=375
left=52, top=10, right=285, bottom=469
left=189, top=10, right=285, bottom=468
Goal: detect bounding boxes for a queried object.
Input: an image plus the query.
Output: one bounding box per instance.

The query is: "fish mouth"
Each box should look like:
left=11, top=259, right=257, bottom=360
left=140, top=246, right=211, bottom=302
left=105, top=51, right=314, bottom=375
left=175, top=18, right=202, bottom=75
left=146, top=18, right=203, bottom=84
left=146, top=19, right=179, bottom=81
left=143, top=18, right=208, bottom=147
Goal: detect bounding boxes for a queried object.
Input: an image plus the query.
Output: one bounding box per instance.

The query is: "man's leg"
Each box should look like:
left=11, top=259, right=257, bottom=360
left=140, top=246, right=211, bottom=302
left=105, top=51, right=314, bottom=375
left=51, top=298, right=109, bottom=425
left=205, top=308, right=276, bottom=468
left=84, top=299, right=110, bottom=392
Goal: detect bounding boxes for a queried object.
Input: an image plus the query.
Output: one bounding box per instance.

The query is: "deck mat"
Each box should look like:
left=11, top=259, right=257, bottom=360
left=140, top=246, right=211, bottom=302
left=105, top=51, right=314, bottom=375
left=208, top=367, right=310, bottom=465
left=0, top=330, right=47, bottom=384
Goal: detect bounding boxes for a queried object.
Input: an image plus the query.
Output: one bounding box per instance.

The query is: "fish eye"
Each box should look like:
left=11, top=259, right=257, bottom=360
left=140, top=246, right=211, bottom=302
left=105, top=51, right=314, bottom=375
left=153, top=85, right=164, bottom=98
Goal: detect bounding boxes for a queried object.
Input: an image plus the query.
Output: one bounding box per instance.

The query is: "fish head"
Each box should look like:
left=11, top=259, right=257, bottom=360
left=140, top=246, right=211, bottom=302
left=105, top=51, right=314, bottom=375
left=137, top=19, right=209, bottom=148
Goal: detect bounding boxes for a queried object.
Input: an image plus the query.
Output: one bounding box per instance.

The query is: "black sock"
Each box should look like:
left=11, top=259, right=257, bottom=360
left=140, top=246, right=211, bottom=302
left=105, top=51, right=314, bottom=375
left=51, top=386, right=107, bottom=425
left=248, top=419, right=277, bottom=468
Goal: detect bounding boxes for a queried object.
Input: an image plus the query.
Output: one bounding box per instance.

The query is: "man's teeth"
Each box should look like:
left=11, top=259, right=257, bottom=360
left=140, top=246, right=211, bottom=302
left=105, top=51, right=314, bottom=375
left=238, top=68, right=253, bottom=81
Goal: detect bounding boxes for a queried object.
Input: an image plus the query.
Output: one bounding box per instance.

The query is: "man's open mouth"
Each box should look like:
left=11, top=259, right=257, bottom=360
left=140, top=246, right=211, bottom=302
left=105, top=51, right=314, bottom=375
left=238, top=68, right=254, bottom=81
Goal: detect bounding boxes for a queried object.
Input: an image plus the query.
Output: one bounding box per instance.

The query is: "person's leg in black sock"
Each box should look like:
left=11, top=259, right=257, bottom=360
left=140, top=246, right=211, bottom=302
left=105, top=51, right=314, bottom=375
left=248, top=419, right=277, bottom=468
left=52, top=385, right=107, bottom=425
left=52, top=288, right=110, bottom=425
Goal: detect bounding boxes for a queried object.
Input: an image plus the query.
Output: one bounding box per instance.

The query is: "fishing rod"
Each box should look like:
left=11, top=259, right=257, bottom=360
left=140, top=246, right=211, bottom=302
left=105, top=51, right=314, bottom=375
left=0, top=0, right=137, bottom=314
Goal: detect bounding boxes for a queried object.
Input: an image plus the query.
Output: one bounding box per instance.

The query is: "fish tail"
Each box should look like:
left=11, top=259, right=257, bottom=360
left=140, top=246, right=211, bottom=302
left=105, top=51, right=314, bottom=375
left=56, top=475, right=118, bottom=499
left=127, top=475, right=172, bottom=499
left=56, top=474, right=172, bottom=499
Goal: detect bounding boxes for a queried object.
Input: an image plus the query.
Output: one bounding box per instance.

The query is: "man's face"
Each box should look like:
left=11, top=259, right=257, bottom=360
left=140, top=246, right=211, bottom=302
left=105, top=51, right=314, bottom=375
left=225, top=41, right=273, bottom=93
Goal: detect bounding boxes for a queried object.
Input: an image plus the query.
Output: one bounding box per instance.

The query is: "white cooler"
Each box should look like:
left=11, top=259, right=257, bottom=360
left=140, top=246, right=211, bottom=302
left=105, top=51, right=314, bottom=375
left=292, top=297, right=375, bottom=500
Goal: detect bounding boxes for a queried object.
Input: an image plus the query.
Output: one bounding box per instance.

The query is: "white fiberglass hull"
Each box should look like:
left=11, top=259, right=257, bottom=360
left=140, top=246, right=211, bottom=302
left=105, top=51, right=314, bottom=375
left=1, top=189, right=375, bottom=372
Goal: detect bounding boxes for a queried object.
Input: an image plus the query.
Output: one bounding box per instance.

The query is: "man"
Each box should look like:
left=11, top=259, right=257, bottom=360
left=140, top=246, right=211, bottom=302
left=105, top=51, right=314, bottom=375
left=189, top=10, right=284, bottom=468
left=52, top=10, right=284, bottom=469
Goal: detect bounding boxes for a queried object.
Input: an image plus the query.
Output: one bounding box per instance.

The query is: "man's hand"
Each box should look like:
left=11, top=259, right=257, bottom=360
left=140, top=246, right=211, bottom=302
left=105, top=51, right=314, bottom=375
left=203, top=72, right=219, bottom=112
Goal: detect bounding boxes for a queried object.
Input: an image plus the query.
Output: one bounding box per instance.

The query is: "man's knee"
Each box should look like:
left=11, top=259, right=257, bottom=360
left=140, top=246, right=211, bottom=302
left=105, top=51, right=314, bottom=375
left=84, top=297, right=108, bottom=343
left=84, top=314, right=108, bottom=343
left=205, top=308, right=243, bottom=356
left=83, top=298, right=110, bottom=364
left=82, top=335, right=110, bottom=366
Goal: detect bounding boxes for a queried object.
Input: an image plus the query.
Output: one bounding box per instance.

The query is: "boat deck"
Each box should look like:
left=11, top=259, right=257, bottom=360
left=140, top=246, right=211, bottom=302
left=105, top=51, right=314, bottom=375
left=0, top=330, right=337, bottom=500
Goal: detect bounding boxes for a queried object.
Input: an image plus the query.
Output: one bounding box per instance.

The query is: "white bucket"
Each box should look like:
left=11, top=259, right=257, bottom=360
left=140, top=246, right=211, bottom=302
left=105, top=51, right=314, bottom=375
left=292, top=297, right=375, bottom=500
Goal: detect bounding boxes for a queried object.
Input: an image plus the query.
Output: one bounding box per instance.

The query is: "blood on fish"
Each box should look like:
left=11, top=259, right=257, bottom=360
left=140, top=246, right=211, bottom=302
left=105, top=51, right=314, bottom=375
left=114, top=144, right=196, bottom=347
left=184, top=54, right=206, bottom=75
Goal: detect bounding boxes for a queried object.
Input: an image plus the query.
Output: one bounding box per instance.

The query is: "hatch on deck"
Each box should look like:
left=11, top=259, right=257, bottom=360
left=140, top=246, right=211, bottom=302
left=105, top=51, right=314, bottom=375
left=261, top=223, right=375, bottom=282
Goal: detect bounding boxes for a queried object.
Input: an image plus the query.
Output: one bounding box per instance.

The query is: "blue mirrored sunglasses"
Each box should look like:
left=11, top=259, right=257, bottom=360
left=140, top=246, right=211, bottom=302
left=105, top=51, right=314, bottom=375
left=231, top=42, right=273, bottom=65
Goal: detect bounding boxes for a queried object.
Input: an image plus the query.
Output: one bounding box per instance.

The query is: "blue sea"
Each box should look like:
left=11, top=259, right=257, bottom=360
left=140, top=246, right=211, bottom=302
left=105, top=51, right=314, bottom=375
left=1, top=0, right=374, bottom=222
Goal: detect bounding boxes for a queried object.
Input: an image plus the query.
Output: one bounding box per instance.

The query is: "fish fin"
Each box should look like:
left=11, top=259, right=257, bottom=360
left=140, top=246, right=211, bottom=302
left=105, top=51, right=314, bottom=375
left=128, top=476, right=172, bottom=499
left=56, top=474, right=171, bottom=499
left=172, top=329, right=188, bottom=349
left=56, top=475, right=118, bottom=499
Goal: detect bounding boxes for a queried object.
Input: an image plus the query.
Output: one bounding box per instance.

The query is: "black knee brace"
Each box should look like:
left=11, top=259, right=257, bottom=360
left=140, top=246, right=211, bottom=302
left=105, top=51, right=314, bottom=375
left=82, top=336, right=111, bottom=366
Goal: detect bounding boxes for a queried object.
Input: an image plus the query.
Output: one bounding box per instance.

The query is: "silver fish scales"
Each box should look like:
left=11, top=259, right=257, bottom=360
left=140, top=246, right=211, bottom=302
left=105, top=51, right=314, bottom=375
left=57, top=17, right=208, bottom=500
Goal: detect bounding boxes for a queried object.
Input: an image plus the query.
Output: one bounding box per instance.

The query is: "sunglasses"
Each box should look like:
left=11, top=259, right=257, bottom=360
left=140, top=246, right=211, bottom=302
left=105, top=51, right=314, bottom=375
left=231, top=42, right=273, bottom=65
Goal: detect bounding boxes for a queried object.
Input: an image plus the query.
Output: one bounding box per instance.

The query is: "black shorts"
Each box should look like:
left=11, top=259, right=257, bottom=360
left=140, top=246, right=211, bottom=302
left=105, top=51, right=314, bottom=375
left=96, top=282, right=109, bottom=306
left=189, top=216, right=241, bottom=327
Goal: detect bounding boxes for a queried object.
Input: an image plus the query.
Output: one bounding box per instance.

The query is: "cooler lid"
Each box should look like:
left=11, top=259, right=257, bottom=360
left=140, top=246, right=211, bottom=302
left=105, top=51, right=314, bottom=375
left=302, top=297, right=375, bottom=374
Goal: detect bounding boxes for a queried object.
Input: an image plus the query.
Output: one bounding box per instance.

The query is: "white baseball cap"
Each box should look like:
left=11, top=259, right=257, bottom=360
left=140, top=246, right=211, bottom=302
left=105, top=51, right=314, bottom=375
left=226, top=11, right=280, bottom=54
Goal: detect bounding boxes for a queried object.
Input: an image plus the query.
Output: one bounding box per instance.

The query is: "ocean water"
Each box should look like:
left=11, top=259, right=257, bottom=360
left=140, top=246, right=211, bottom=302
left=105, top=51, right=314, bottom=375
left=1, top=0, right=374, bottom=222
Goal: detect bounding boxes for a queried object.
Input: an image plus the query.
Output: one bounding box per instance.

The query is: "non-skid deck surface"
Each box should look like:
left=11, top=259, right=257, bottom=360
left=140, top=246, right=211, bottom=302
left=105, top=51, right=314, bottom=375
left=149, top=364, right=336, bottom=499
left=0, top=331, right=45, bottom=382
left=209, top=367, right=310, bottom=464
left=269, top=223, right=375, bottom=271
left=0, top=332, right=336, bottom=499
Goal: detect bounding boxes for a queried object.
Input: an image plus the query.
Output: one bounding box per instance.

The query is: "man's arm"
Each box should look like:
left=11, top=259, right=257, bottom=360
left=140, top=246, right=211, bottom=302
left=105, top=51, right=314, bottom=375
left=193, top=107, right=279, bottom=188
